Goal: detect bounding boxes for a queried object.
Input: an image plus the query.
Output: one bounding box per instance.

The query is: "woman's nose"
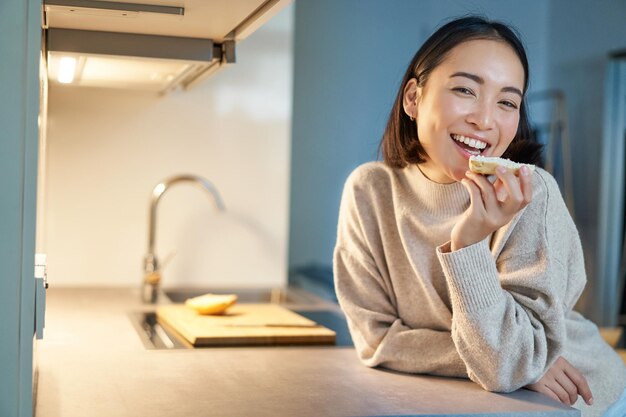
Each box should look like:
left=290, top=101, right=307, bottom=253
left=466, top=101, right=495, bottom=130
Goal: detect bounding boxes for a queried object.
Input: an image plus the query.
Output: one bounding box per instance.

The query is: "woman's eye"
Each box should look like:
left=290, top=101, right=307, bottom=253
left=499, top=100, right=518, bottom=109
left=452, top=87, right=474, bottom=96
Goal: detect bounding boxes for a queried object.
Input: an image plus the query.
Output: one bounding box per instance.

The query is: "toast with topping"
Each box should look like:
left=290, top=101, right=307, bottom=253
left=469, top=155, right=535, bottom=175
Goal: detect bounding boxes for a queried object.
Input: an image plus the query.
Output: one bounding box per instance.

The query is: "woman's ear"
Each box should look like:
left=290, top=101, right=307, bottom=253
left=402, top=78, right=419, bottom=121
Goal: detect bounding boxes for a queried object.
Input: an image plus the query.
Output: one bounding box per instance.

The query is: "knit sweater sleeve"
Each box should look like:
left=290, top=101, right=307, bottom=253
left=436, top=171, right=572, bottom=392
left=334, top=166, right=467, bottom=377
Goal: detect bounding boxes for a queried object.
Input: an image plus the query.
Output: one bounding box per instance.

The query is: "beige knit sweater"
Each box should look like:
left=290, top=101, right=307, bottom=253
left=334, top=161, right=626, bottom=417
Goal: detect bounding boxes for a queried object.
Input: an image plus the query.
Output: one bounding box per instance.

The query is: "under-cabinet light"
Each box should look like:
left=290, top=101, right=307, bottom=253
left=57, top=56, right=77, bottom=83
left=46, top=28, right=234, bottom=93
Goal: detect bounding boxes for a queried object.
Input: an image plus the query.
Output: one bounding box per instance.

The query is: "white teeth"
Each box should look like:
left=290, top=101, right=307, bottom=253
left=452, top=134, right=487, bottom=150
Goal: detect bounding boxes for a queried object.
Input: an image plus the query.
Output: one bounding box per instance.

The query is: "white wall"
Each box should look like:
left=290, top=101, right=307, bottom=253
left=44, top=6, right=293, bottom=289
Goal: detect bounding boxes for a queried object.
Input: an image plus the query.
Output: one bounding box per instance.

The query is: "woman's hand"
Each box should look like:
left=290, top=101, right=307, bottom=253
left=450, top=165, right=533, bottom=251
left=525, top=356, right=594, bottom=406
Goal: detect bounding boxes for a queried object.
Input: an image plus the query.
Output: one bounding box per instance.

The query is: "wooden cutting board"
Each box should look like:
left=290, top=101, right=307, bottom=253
left=156, top=303, right=336, bottom=347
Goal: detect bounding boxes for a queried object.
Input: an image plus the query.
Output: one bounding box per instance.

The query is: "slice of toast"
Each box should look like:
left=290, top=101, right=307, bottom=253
left=469, top=155, right=535, bottom=175
left=185, top=293, right=238, bottom=315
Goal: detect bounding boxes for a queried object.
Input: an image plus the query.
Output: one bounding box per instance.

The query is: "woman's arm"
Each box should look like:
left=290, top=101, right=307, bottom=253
left=436, top=170, right=580, bottom=392
left=334, top=246, right=467, bottom=377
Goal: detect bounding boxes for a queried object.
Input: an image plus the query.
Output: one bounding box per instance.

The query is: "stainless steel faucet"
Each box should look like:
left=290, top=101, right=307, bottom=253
left=142, top=174, right=225, bottom=303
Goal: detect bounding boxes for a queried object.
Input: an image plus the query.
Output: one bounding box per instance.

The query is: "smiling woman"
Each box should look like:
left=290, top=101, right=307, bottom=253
left=403, top=39, right=525, bottom=183
left=333, top=15, right=626, bottom=417
left=380, top=18, right=541, bottom=182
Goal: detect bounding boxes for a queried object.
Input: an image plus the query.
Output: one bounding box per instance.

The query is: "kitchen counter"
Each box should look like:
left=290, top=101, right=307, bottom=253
left=35, top=288, right=579, bottom=417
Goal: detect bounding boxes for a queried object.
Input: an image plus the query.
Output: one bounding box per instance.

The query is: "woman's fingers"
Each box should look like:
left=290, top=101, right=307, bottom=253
left=540, top=386, right=562, bottom=403
left=465, top=171, right=499, bottom=210
left=554, top=372, right=579, bottom=405
left=526, top=357, right=594, bottom=407
left=454, top=166, right=534, bottom=251
left=527, top=382, right=561, bottom=403
left=545, top=380, right=575, bottom=405
left=494, top=166, right=532, bottom=202
left=550, top=357, right=594, bottom=406
left=493, top=166, right=524, bottom=206
left=528, top=374, right=574, bottom=405
left=494, top=179, right=509, bottom=202
left=460, top=178, right=484, bottom=212
left=518, top=165, right=534, bottom=202
left=562, top=359, right=594, bottom=405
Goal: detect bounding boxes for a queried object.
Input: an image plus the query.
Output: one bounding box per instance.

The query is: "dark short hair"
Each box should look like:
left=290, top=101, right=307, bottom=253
left=379, top=15, right=543, bottom=168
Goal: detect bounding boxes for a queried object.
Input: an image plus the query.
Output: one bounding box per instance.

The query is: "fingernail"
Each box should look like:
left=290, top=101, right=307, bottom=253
left=496, top=166, right=506, bottom=174
left=588, top=397, right=594, bottom=405
left=520, top=165, right=529, bottom=176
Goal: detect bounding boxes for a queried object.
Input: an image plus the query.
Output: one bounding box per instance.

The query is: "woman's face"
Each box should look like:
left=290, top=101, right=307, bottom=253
left=404, top=39, right=525, bottom=183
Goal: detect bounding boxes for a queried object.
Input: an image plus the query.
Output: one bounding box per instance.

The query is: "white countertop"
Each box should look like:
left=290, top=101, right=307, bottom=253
left=34, top=287, right=579, bottom=417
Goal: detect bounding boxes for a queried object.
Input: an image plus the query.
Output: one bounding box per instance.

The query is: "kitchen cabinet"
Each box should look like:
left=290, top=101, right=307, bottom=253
left=0, top=0, right=41, bottom=416
left=43, top=0, right=292, bottom=92
left=44, top=0, right=288, bottom=40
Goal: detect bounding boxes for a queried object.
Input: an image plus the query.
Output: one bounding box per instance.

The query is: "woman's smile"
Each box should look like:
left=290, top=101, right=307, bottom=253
left=450, top=133, right=489, bottom=156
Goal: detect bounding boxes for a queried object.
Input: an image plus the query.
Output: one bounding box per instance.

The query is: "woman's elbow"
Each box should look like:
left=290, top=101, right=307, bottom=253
left=468, top=368, right=540, bottom=393
left=474, top=377, right=519, bottom=393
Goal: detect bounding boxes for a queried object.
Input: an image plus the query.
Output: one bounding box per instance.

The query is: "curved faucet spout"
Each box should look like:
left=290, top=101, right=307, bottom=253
left=142, top=174, right=225, bottom=303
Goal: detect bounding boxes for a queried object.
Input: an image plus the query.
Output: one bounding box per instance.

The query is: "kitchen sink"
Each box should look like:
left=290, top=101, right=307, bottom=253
left=162, top=286, right=318, bottom=305
left=130, top=311, right=192, bottom=349
left=129, top=287, right=353, bottom=349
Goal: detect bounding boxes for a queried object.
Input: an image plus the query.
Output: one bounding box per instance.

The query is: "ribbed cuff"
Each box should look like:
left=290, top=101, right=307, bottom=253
left=436, top=239, right=503, bottom=315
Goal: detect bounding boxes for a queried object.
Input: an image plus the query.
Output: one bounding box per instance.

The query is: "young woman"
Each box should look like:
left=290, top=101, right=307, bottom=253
left=333, top=16, right=626, bottom=417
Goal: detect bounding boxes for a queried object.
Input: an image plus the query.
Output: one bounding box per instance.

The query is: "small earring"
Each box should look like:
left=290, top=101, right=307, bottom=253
left=410, top=115, right=415, bottom=121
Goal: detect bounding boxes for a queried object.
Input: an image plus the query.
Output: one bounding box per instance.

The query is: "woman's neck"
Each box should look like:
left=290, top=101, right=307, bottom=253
left=416, top=162, right=457, bottom=184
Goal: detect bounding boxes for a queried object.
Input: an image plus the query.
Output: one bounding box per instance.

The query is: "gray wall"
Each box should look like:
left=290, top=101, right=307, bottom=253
left=288, top=0, right=626, bottom=323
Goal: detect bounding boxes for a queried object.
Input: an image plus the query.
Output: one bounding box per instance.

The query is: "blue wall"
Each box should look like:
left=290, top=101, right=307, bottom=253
left=288, top=0, right=550, bottom=270
left=546, top=0, right=626, bottom=321
left=288, top=0, right=626, bottom=324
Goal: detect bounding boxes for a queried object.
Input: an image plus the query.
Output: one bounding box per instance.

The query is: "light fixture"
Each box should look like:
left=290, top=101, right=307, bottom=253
left=43, top=1, right=236, bottom=94
left=57, top=56, right=77, bottom=83
left=45, top=28, right=235, bottom=93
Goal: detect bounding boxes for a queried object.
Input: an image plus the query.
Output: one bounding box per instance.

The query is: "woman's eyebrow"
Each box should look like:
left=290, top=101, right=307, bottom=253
left=450, top=71, right=523, bottom=98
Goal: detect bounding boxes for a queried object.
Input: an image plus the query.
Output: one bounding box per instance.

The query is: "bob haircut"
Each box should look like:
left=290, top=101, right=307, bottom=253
left=379, top=15, right=543, bottom=168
